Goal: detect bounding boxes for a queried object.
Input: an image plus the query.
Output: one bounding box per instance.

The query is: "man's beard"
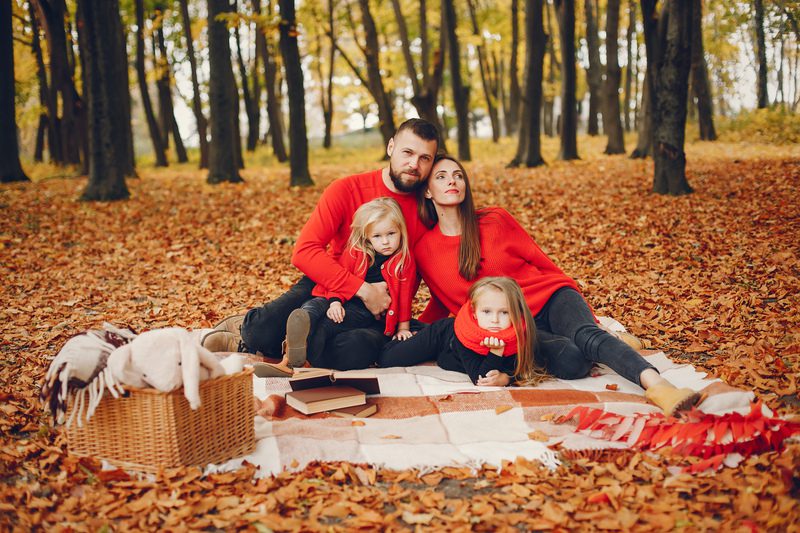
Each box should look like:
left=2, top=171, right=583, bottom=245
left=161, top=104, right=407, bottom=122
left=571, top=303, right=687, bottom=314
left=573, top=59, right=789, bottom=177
left=389, top=164, right=423, bottom=193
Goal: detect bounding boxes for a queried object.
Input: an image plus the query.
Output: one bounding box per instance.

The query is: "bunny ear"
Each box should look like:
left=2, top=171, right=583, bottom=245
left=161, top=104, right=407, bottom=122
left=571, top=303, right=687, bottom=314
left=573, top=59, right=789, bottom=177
left=179, top=334, right=202, bottom=410
left=197, top=344, right=226, bottom=378
left=107, top=344, right=147, bottom=388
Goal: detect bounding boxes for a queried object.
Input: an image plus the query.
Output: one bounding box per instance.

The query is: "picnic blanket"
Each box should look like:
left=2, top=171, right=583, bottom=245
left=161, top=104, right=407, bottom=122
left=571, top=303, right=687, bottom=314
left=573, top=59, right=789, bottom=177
left=205, top=318, right=757, bottom=478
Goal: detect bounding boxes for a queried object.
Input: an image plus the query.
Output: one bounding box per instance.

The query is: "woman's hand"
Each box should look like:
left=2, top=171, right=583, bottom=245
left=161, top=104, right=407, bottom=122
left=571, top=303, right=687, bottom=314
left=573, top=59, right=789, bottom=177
left=477, top=369, right=510, bottom=387
left=326, top=302, right=345, bottom=323
left=481, top=336, right=506, bottom=356
left=393, top=329, right=413, bottom=341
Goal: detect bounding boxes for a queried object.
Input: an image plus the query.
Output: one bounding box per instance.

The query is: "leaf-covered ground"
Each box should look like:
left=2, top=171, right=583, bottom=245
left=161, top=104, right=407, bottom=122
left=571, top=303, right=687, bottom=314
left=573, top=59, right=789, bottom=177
left=2, top=137, right=799, bottom=530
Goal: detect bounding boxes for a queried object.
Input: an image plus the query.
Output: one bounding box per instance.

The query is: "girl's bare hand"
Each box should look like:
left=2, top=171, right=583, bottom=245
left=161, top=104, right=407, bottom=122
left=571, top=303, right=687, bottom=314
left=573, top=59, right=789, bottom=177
left=477, top=369, right=511, bottom=387
left=393, top=329, right=413, bottom=341
left=326, top=302, right=345, bottom=323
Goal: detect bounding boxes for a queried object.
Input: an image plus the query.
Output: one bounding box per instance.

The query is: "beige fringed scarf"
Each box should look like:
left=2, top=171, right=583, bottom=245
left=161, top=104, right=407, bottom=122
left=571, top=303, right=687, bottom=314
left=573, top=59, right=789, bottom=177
left=41, top=323, right=137, bottom=428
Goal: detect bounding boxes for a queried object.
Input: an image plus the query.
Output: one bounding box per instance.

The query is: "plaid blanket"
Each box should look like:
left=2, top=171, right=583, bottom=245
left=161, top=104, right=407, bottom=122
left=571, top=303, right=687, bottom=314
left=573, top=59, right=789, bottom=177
left=209, top=350, right=755, bottom=478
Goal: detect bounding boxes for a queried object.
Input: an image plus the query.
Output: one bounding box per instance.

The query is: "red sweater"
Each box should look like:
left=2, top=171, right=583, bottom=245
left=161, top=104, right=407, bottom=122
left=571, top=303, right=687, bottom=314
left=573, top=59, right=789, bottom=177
left=291, top=169, right=427, bottom=299
left=415, top=207, right=580, bottom=323
left=312, top=249, right=416, bottom=335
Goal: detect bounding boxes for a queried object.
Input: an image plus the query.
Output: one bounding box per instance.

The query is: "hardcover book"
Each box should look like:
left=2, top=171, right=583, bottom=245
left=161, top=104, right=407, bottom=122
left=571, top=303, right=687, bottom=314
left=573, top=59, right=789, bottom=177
left=329, top=401, right=378, bottom=419
left=285, top=385, right=366, bottom=415
left=289, top=369, right=380, bottom=395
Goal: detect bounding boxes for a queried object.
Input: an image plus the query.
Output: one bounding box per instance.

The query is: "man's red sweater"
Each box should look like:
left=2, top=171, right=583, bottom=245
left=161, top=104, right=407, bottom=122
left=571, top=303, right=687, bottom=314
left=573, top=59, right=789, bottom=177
left=312, top=250, right=416, bottom=336
left=415, top=207, right=580, bottom=323
left=291, top=169, right=427, bottom=299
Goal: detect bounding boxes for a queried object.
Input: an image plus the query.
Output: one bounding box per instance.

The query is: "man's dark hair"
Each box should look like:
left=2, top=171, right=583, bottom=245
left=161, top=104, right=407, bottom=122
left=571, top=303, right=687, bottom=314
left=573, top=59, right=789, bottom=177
left=395, top=118, right=440, bottom=147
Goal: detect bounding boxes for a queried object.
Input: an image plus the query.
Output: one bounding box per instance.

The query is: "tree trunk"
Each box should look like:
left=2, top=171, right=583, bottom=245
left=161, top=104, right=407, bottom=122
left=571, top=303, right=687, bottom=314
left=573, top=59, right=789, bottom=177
left=584, top=0, right=602, bottom=136
left=510, top=0, right=546, bottom=168
left=603, top=0, right=625, bottom=154
left=29, top=2, right=48, bottom=163
left=393, top=0, right=446, bottom=142
left=154, top=16, right=188, bottom=162
left=134, top=0, right=167, bottom=167
left=623, top=0, right=635, bottom=132
left=630, top=69, right=651, bottom=158
left=543, top=0, right=557, bottom=137
left=444, top=0, right=471, bottom=160
left=34, top=0, right=84, bottom=166
left=234, top=14, right=260, bottom=152
left=1, top=0, right=29, bottom=182
left=754, top=0, right=768, bottom=108
left=314, top=2, right=335, bottom=149
left=279, top=0, right=313, bottom=186
left=555, top=0, right=579, bottom=160
left=641, top=0, right=693, bottom=195
left=506, top=0, right=521, bottom=135
left=179, top=0, right=209, bottom=168
left=690, top=0, right=717, bottom=141
left=467, top=0, right=500, bottom=142
left=207, top=0, right=243, bottom=183
left=253, top=0, right=288, bottom=162
left=357, top=0, right=395, bottom=147
left=77, top=0, right=129, bottom=200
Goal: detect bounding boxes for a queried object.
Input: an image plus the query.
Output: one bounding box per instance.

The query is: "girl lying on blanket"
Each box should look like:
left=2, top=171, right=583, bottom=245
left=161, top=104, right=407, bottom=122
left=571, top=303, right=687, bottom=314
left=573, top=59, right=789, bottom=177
left=381, top=275, right=700, bottom=416
left=382, top=277, right=547, bottom=387
left=256, top=197, right=415, bottom=377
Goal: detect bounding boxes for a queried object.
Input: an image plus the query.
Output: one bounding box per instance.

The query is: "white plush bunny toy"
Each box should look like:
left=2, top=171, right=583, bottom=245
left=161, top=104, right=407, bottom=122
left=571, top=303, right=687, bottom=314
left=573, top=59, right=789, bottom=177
left=107, top=328, right=224, bottom=409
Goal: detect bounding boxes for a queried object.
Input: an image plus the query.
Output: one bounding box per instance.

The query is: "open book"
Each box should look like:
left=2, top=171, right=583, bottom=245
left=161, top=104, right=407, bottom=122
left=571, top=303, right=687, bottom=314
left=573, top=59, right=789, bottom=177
left=289, top=369, right=380, bottom=395
left=285, top=385, right=366, bottom=415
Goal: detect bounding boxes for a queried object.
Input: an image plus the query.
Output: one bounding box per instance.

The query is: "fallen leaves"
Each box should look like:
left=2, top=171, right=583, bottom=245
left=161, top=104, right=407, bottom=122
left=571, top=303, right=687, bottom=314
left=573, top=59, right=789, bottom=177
left=1, top=145, right=799, bottom=529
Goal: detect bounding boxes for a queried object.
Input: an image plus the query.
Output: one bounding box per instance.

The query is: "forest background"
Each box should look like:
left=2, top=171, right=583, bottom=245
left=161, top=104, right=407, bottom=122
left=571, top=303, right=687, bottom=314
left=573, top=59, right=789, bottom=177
left=2, top=0, right=800, bottom=530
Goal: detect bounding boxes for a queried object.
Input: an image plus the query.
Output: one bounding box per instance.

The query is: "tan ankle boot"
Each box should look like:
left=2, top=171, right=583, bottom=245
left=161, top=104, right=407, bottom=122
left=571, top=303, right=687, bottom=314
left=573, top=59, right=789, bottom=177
left=645, top=383, right=700, bottom=416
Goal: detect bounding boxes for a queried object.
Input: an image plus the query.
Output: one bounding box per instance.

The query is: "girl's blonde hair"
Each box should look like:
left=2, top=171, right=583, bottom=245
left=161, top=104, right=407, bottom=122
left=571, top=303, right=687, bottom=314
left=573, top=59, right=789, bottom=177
left=347, top=197, right=410, bottom=278
left=468, top=277, right=548, bottom=386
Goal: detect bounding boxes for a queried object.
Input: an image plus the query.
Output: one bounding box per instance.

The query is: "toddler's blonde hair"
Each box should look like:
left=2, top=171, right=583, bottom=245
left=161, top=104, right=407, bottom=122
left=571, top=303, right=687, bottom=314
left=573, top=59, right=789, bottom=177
left=347, top=197, right=410, bottom=278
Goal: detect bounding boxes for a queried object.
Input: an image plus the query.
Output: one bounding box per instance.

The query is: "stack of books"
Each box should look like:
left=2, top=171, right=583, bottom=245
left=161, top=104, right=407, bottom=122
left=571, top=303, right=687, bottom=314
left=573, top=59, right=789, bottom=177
left=285, top=369, right=380, bottom=418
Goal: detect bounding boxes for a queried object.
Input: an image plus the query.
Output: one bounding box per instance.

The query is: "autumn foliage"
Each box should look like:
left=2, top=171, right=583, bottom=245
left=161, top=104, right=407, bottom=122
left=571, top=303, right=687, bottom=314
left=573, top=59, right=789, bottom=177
left=1, top=139, right=799, bottom=529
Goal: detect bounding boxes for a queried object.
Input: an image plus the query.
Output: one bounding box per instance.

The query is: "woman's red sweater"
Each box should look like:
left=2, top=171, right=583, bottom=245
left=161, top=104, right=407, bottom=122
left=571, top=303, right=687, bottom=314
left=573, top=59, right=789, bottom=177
left=415, top=207, right=580, bottom=323
left=312, top=249, right=415, bottom=336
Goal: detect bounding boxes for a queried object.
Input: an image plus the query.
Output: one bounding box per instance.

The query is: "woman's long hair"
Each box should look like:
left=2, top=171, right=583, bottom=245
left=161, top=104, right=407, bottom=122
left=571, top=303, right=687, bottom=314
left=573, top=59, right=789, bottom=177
left=347, top=197, right=410, bottom=278
left=468, top=277, right=548, bottom=386
left=418, top=154, right=482, bottom=280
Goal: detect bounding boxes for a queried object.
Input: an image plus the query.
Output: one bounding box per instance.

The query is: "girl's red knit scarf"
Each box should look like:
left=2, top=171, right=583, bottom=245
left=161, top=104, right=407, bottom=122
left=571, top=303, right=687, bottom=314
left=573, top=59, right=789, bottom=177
left=453, top=302, right=518, bottom=356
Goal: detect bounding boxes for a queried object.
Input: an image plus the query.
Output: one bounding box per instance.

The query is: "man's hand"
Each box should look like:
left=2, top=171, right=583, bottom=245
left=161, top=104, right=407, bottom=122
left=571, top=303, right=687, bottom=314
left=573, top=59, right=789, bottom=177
left=356, top=281, right=391, bottom=318
left=481, top=336, right=506, bottom=356
left=477, top=369, right=510, bottom=387
left=326, top=301, right=345, bottom=323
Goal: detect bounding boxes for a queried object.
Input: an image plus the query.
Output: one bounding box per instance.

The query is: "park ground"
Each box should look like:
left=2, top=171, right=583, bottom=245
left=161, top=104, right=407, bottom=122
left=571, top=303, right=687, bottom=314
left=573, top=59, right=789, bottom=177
left=1, top=134, right=799, bottom=530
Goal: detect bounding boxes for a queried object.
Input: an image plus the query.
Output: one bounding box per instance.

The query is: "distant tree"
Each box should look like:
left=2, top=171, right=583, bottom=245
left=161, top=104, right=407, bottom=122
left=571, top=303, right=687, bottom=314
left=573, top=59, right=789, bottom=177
left=555, top=0, right=579, bottom=160
left=232, top=4, right=260, bottom=152
left=505, top=0, right=521, bottom=135
left=443, top=0, right=471, bottom=160
left=623, top=0, right=636, bottom=131
left=278, top=0, right=313, bottom=186
left=135, top=0, right=167, bottom=167
left=754, top=0, right=768, bottom=108
left=467, top=0, right=500, bottom=142
left=32, top=0, right=85, bottom=166
left=1, top=0, right=29, bottom=183
left=178, top=0, right=209, bottom=168
left=509, top=0, right=546, bottom=168
left=583, top=0, right=602, bottom=136
left=308, top=0, right=336, bottom=149
left=543, top=0, right=558, bottom=137
left=603, top=0, right=625, bottom=154
left=690, top=0, right=717, bottom=141
left=630, top=70, right=652, bottom=159
left=152, top=6, right=188, bottom=163
left=391, top=0, right=447, bottom=143
left=252, top=0, right=287, bottom=162
left=28, top=2, right=48, bottom=163
left=77, top=0, right=130, bottom=200
left=641, top=0, right=692, bottom=195
left=207, top=0, right=243, bottom=184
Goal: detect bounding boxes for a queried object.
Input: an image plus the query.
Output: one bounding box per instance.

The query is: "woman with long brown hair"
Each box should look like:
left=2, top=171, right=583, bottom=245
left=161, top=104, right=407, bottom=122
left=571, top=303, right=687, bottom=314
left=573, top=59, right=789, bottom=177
left=380, top=155, right=699, bottom=415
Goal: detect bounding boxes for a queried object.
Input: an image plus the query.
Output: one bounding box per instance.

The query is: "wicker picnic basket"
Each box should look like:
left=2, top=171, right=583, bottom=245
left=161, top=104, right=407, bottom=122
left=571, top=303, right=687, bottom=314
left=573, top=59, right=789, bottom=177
left=66, top=368, right=256, bottom=473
